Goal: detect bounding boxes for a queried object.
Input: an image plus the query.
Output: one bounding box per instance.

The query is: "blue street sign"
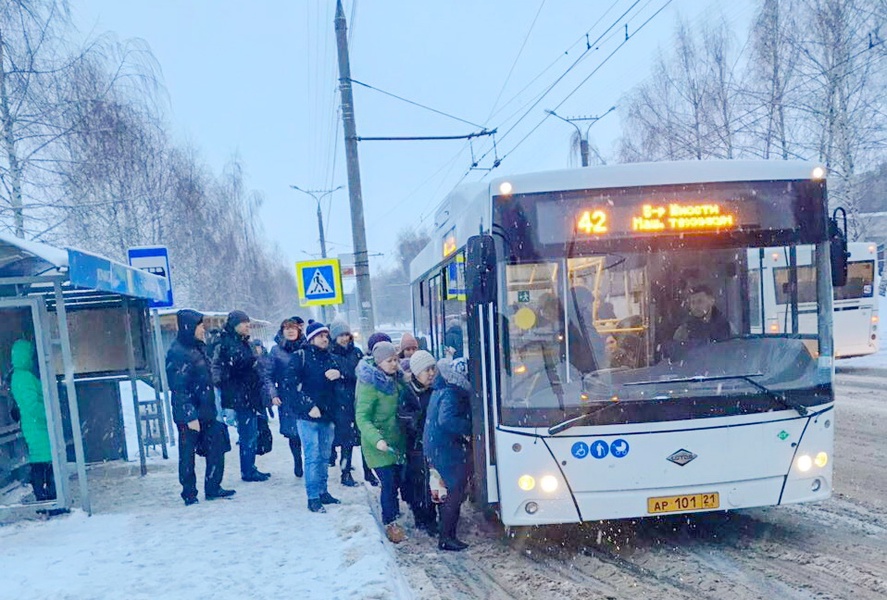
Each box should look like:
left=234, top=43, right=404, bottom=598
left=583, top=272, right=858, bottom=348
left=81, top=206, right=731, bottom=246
left=610, top=439, right=630, bottom=458
left=70, top=249, right=168, bottom=303
left=590, top=440, right=609, bottom=459
left=296, top=259, right=343, bottom=307
left=571, top=441, right=589, bottom=459
left=127, top=246, right=174, bottom=308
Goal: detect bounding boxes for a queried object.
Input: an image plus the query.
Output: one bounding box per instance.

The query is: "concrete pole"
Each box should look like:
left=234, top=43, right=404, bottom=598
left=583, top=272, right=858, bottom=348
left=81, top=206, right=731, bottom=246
left=335, top=0, right=375, bottom=335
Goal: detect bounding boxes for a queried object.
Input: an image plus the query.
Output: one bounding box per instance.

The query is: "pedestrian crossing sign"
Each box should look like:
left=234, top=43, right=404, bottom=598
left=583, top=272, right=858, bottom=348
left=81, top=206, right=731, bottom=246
left=296, top=259, right=344, bottom=306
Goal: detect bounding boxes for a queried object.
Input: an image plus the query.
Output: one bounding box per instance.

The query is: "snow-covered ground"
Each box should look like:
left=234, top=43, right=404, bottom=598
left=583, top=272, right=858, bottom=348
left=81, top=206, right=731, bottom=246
left=0, top=428, right=411, bottom=600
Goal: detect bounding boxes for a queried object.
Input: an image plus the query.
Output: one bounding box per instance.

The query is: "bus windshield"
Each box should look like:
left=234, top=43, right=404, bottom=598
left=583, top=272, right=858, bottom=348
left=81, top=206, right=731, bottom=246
left=500, top=244, right=831, bottom=427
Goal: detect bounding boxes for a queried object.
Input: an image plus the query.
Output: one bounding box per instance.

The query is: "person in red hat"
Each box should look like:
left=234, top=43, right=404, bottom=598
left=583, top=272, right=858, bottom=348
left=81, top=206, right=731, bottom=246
left=398, top=332, right=419, bottom=360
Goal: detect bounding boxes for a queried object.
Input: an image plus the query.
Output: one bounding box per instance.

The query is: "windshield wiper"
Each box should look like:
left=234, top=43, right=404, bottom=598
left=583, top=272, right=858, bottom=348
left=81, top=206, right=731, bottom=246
left=624, top=373, right=808, bottom=416
left=548, top=401, right=618, bottom=435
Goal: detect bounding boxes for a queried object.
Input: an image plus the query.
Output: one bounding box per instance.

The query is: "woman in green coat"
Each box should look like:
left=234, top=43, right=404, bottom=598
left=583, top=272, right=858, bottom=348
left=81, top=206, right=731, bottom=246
left=10, top=339, right=56, bottom=501
left=355, top=341, right=407, bottom=543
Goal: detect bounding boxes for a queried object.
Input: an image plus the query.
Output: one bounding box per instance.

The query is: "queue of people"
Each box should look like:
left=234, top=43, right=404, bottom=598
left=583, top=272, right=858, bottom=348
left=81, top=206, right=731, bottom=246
left=166, top=309, right=473, bottom=552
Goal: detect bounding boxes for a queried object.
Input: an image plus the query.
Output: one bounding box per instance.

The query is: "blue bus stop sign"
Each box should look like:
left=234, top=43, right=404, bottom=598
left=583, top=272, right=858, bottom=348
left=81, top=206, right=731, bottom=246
left=127, top=246, right=174, bottom=308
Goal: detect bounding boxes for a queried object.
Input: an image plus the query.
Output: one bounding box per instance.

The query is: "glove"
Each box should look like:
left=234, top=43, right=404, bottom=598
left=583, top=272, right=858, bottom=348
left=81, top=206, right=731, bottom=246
left=429, top=468, right=448, bottom=503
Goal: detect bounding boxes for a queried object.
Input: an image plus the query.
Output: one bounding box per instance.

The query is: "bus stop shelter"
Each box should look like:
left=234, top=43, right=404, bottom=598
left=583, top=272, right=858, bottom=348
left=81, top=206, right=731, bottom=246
left=0, top=232, right=169, bottom=517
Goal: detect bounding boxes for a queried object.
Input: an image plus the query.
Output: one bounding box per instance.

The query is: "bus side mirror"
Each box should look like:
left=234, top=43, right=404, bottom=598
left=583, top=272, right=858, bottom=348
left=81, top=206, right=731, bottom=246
left=829, top=209, right=849, bottom=288
left=466, top=234, right=497, bottom=304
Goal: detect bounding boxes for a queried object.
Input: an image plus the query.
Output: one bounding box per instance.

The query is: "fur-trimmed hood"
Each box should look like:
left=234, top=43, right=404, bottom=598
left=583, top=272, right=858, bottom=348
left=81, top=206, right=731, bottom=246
left=356, top=356, right=402, bottom=396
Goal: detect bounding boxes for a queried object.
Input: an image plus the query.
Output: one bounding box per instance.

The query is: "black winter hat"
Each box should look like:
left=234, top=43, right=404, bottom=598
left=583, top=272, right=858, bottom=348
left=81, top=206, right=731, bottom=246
left=176, top=309, right=204, bottom=334
left=227, top=310, right=250, bottom=329
left=281, top=315, right=304, bottom=329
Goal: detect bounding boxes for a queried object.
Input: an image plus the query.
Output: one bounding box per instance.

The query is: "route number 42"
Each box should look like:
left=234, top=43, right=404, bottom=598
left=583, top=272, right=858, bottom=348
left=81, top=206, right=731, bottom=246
left=577, top=210, right=608, bottom=235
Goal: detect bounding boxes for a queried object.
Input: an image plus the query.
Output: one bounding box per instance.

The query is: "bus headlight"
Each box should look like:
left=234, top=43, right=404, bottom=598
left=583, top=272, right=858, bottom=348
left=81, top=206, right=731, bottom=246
left=540, top=475, right=559, bottom=493
left=797, top=454, right=813, bottom=472
left=518, top=475, right=536, bottom=491
left=499, top=181, right=513, bottom=196
left=814, top=452, right=828, bottom=468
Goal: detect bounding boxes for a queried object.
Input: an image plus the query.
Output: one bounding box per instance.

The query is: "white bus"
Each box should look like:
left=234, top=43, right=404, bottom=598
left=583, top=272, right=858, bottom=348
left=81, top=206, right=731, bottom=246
left=750, top=242, right=879, bottom=359
left=411, top=161, right=841, bottom=526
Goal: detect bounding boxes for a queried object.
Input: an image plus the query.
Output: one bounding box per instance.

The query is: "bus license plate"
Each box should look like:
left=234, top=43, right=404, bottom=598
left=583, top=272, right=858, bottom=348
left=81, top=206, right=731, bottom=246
left=647, top=492, right=719, bottom=514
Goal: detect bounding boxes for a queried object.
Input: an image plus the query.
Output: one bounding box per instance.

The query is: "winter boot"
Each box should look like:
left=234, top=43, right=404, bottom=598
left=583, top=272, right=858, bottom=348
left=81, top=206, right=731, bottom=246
left=364, top=467, right=380, bottom=487
left=308, top=498, right=326, bottom=513
left=293, top=459, right=303, bottom=478
left=438, top=537, right=469, bottom=551
left=340, top=470, right=359, bottom=487
left=206, top=488, right=236, bottom=500
left=385, top=523, right=406, bottom=544
left=319, top=492, right=341, bottom=505
left=183, top=497, right=199, bottom=507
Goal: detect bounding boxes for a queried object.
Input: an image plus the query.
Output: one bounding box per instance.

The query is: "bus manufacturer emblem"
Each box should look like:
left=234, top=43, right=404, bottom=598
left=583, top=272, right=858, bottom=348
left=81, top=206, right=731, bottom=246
left=667, top=449, right=697, bottom=466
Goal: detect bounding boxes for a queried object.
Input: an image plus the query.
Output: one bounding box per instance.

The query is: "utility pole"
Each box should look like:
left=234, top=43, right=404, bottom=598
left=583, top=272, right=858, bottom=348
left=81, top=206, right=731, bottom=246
left=546, top=106, right=616, bottom=167
left=290, top=185, right=342, bottom=323
left=335, top=0, right=375, bottom=336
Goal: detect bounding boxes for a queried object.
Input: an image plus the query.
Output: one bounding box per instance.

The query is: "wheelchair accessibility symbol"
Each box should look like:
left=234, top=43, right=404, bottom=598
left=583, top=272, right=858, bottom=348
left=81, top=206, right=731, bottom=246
left=571, top=442, right=589, bottom=459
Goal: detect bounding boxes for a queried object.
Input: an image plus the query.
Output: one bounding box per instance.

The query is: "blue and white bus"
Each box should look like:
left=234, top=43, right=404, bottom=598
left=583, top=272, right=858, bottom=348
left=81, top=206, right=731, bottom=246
left=411, top=160, right=841, bottom=526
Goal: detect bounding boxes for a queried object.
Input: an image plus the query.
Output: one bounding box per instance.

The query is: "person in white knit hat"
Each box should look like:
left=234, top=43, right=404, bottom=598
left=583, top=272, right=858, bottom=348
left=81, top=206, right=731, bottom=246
left=397, top=350, right=439, bottom=535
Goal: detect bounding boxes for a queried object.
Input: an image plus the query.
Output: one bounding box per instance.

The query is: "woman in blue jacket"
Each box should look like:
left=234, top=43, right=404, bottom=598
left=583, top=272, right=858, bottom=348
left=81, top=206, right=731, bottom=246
left=423, top=357, right=472, bottom=551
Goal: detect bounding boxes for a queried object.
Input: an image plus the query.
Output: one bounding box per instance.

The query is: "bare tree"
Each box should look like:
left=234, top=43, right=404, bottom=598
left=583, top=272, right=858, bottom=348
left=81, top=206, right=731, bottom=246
left=791, top=0, right=887, bottom=238
left=618, top=17, right=742, bottom=162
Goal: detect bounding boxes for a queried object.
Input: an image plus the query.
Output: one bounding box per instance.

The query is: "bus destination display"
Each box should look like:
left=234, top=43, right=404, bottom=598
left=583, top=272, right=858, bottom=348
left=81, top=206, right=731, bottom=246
left=577, top=202, right=739, bottom=236
left=501, top=180, right=828, bottom=248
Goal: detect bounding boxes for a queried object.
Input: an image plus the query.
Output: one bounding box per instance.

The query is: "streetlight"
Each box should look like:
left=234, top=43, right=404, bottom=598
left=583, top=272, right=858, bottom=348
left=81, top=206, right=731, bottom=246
left=290, top=184, right=344, bottom=322
left=545, top=106, right=616, bottom=167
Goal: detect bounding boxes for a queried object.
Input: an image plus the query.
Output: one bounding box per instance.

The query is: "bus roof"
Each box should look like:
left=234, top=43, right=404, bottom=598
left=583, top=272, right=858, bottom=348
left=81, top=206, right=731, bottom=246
left=490, top=160, right=824, bottom=197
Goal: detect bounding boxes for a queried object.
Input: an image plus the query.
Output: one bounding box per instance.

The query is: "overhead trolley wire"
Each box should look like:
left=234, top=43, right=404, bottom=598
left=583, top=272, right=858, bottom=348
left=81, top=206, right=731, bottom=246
left=349, top=78, right=485, bottom=129
left=484, top=0, right=625, bottom=127
left=469, top=0, right=644, bottom=171
left=485, top=0, right=549, bottom=122
left=493, top=0, right=676, bottom=170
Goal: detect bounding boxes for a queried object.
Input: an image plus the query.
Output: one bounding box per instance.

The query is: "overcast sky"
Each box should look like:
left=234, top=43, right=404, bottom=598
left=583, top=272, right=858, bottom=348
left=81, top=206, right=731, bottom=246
left=73, top=0, right=754, bottom=274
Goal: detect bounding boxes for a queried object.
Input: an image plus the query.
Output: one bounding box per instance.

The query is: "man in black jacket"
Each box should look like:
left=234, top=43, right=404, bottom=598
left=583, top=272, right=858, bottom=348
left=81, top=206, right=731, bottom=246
left=213, top=310, right=270, bottom=483
left=166, top=309, right=235, bottom=504
left=283, top=321, right=342, bottom=513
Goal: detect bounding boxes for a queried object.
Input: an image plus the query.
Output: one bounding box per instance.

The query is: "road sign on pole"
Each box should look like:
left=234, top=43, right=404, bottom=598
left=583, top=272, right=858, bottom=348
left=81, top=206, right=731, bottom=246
left=296, top=258, right=344, bottom=307
left=127, top=246, right=174, bottom=309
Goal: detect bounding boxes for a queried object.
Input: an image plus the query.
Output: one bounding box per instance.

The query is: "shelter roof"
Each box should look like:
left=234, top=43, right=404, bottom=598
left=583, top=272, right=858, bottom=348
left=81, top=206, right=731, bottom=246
left=0, top=231, right=68, bottom=277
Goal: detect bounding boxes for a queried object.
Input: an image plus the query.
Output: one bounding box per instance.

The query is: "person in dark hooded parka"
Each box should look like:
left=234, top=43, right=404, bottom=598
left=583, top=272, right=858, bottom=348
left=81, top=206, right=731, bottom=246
left=329, top=319, right=373, bottom=487
left=212, top=310, right=270, bottom=483
left=423, top=357, right=472, bottom=551
left=166, top=309, right=235, bottom=504
left=264, top=316, right=305, bottom=477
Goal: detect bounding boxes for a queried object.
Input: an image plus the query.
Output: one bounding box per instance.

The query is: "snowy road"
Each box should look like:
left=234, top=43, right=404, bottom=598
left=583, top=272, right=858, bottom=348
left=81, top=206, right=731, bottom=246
left=1, top=368, right=884, bottom=599
left=394, top=367, right=887, bottom=600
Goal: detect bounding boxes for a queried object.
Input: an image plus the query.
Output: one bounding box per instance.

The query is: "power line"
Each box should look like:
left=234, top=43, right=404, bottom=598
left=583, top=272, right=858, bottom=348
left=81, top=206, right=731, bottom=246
left=484, top=0, right=625, bottom=127
left=495, top=0, right=676, bottom=170
left=354, top=129, right=495, bottom=142
left=485, top=0, right=549, bottom=122
left=469, top=0, right=644, bottom=171
left=349, top=78, right=484, bottom=129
